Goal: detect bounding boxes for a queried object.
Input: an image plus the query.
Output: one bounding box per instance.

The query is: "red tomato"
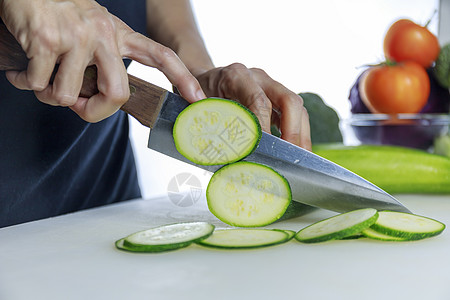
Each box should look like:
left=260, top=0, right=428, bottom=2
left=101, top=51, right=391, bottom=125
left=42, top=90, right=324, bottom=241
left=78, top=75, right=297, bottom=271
left=384, top=19, right=440, bottom=68
left=360, top=61, right=430, bottom=114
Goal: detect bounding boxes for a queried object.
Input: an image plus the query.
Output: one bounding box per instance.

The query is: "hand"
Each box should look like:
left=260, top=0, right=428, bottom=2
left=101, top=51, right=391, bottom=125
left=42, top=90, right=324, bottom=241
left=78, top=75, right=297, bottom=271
left=195, top=63, right=311, bottom=150
left=0, top=0, right=205, bottom=122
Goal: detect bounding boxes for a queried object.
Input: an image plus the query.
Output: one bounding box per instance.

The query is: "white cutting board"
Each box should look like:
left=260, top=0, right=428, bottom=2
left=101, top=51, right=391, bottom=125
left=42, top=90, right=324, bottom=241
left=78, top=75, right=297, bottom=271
left=1, top=194, right=450, bottom=300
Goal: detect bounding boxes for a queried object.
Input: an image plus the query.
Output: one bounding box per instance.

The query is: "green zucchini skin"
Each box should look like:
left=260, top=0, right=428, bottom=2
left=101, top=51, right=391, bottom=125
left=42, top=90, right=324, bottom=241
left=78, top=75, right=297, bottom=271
left=369, top=211, right=445, bottom=240
left=313, top=144, right=450, bottom=194
left=196, top=229, right=290, bottom=249
left=295, top=208, right=379, bottom=243
left=115, top=238, right=193, bottom=253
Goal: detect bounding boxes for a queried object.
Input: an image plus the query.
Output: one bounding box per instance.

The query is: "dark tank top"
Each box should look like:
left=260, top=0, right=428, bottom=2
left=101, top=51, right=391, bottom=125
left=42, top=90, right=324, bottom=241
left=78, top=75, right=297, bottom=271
left=0, top=0, right=147, bottom=227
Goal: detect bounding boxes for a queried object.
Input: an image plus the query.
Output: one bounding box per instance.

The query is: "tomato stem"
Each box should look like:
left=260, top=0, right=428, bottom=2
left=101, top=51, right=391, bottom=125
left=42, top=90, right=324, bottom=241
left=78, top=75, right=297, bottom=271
left=424, top=9, right=437, bottom=28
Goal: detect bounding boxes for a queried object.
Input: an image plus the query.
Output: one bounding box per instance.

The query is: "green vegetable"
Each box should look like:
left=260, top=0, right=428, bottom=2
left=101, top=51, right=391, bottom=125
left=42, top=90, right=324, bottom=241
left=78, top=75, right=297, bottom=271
left=196, top=229, right=290, bottom=249
left=300, top=92, right=343, bottom=144
left=115, top=222, right=215, bottom=253
left=313, top=144, right=450, bottom=194
left=295, top=208, right=378, bottom=243
left=173, top=98, right=261, bottom=165
left=361, top=228, right=407, bottom=242
left=369, top=211, right=445, bottom=240
left=433, top=43, right=450, bottom=89
left=206, top=161, right=292, bottom=227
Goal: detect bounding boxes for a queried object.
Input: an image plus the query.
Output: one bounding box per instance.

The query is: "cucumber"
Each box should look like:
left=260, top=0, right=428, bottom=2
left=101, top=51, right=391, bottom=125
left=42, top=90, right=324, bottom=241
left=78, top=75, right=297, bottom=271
left=196, top=229, right=290, bottom=249
left=173, top=98, right=261, bottom=165
left=313, top=144, right=450, bottom=194
left=295, top=208, right=378, bottom=243
left=116, top=222, right=215, bottom=253
left=206, top=161, right=292, bottom=227
left=369, top=211, right=445, bottom=240
left=361, top=228, right=407, bottom=242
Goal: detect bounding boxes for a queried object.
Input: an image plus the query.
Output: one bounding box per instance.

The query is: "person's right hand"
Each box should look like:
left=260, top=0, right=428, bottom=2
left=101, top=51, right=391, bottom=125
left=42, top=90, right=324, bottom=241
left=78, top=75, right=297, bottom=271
left=0, top=0, right=206, bottom=122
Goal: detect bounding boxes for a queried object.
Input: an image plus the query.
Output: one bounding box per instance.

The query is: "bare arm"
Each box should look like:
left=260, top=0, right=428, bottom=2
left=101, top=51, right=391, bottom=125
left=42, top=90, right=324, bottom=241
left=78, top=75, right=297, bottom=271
left=145, top=0, right=214, bottom=77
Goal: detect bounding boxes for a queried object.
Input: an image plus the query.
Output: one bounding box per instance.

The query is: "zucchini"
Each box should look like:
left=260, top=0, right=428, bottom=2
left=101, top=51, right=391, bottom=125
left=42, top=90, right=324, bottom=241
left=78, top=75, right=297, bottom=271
left=280, top=229, right=296, bottom=240
left=173, top=98, right=261, bottom=165
left=369, top=211, right=445, bottom=240
left=312, top=144, right=450, bottom=194
left=361, top=228, right=407, bottom=242
left=206, top=161, right=292, bottom=227
left=116, top=222, right=215, bottom=253
left=196, top=229, right=290, bottom=249
left=295, top=208, right=378, bottom=243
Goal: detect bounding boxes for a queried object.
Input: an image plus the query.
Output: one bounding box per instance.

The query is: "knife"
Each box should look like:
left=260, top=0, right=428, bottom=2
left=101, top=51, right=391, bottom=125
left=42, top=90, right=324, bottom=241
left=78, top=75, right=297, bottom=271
left=0, top=23, right=410, bottom=213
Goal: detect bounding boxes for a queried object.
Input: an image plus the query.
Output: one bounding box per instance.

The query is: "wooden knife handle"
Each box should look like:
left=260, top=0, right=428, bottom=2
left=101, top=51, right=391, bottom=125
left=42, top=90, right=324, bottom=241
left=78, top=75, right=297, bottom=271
left=0, top=22, right=166, bottom=128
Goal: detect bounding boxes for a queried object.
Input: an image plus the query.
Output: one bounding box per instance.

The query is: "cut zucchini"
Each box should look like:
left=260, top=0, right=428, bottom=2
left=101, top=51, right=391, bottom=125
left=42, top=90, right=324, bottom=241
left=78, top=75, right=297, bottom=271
left=173, top=98, right=262, bottom=165
left=362, top=228, right=407, bottom=242
left=370, top=211, right=445, bottom=240
left=280, top=229, right=296, bottom=240
left=116, top=222, right=215, bottom=253
left=206, top=161, right=292, bottom=227
left=196, top=229, right=290, bottom=249
left=295, top=208, right=378, bottom=243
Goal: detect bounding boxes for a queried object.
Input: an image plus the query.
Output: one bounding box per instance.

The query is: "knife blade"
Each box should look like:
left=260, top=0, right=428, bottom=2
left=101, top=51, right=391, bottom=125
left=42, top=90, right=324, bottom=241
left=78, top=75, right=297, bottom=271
left=0, top=22, right=410, bottom=213
left=148, top=92, right=410, bottom=213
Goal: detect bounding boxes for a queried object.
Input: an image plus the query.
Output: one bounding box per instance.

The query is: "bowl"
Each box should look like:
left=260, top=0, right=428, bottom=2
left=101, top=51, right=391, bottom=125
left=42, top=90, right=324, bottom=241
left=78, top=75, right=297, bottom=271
left=346, top=113, right=450, bottom=150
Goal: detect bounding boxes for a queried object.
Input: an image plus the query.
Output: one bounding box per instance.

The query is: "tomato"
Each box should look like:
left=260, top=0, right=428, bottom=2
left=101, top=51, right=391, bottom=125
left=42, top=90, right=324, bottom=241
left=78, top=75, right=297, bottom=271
left=360, top=61, right=430, bottom=114
left=384, top=19, right=440, bottom=68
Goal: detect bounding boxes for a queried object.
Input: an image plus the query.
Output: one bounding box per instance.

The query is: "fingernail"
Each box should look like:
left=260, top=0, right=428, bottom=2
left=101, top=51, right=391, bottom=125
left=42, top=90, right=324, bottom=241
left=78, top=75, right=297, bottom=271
left=196, top=89, right=206, bottom=100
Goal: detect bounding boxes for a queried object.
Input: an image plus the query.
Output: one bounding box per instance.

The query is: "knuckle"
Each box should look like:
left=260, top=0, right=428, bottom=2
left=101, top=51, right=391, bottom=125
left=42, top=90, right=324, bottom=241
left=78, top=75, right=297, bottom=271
left=28, top=79, right=47, bottom=92
left=109, top=87, right=130, bottom=106
left=91, top=10, right=116, bottom=37
left=250, top=67, right=267, bottom=76
left=154, top=45, right=177, bottom=68
left=53, top=93, right=77, bottom=107
left=31, top=27, right=60, bottom=51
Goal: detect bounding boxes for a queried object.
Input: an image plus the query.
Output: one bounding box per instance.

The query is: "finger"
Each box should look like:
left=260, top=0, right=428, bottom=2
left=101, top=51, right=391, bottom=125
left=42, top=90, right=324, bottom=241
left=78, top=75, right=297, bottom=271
left=70, top=47, right=129, bottom=122
left=253, top=68, right=306, bottom=147
left=299, top=107, right=312, bottom=151
left=214, top=64, right=272, bottom=133
left=35, top=50, right=89, bottom=107
left=119, top=30, right=206, bottom=102
left=5, top=53, right=57, bottom=91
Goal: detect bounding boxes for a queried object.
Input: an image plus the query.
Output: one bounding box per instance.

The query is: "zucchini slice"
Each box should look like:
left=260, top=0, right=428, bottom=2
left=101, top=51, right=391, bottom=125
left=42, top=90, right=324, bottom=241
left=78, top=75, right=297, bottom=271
left=295, top=208, right=378, bottom=243
left=116, top=222, right=215, bottom=253
left=173, top=98, right=261, bottom=165
left=361, top=228, right=407, bottom=242
left=206, top=161, right=292, bottom=227
left=196, top=229, right=290, bottom=249
left=370, top=211, right=445, bottom=240
left=280, top=229, right=297, bottom=241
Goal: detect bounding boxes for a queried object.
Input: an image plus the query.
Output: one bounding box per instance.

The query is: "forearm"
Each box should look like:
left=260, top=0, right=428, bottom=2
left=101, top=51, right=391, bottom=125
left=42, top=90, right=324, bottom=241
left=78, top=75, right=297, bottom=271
left=146, top=0, right=214, bottom=77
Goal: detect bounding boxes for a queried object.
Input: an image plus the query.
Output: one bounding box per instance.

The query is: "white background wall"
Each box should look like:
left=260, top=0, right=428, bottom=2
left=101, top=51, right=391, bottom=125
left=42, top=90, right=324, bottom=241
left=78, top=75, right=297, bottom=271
left=127, top=0, right=440, bottom=199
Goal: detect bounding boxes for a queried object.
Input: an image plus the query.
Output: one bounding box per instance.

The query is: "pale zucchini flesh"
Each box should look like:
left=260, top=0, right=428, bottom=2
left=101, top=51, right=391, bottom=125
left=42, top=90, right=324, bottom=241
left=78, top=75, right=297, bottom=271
left=295, top=208, right=379, bottom=243
left=117, top=222, right=215, bottom=253
left=370, top=211, right=445, bottom=240
left=206, top=161, right=292, bottom=227
left=196, top=229, right=290, bottom=249
left=173, top=98, right=261, bottom=165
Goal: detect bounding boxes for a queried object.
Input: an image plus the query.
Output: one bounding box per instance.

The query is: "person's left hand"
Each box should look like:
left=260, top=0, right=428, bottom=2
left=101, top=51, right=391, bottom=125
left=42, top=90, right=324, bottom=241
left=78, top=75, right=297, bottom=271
left=194, top=63, right=311, bottom=150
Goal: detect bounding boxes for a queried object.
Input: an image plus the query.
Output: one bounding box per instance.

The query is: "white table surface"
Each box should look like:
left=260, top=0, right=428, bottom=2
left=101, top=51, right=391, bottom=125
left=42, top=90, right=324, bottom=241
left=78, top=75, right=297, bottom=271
left=1, top=194, right=450, bottom=300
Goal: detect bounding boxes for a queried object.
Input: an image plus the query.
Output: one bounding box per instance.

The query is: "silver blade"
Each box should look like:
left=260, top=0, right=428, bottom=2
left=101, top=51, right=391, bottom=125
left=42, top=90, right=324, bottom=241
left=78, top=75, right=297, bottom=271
left=148, top=93, right=411, bottom=213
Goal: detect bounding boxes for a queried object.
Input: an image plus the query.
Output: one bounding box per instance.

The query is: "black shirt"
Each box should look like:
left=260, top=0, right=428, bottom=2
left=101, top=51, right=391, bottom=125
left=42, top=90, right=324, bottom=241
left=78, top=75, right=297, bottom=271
left=0, top=0, right=147, bottom=227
